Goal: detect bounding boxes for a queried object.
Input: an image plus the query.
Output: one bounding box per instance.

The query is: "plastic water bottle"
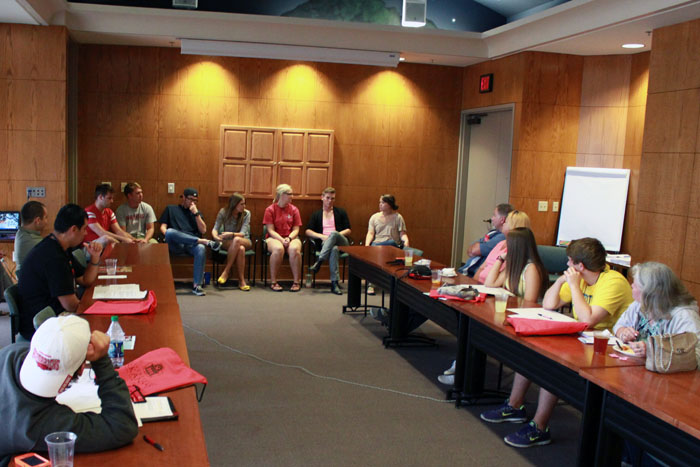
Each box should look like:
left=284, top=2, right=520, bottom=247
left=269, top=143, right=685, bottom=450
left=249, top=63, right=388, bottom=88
left=107, top=315, right=125, bottom=368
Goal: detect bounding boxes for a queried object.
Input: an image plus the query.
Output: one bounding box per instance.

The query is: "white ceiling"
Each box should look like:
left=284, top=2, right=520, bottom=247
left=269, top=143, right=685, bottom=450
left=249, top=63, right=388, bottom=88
left=2, top=0, right=700, bottom=66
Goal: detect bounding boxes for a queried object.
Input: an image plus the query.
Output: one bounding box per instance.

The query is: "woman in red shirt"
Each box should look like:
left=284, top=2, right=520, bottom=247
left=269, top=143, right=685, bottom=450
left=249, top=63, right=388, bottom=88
left=263, top=184, right=303, bottom=291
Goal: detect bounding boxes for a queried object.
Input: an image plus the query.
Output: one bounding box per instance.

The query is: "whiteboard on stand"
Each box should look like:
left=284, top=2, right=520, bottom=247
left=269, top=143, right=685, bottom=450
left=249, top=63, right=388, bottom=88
left=556, top=167, right=630, bottom=252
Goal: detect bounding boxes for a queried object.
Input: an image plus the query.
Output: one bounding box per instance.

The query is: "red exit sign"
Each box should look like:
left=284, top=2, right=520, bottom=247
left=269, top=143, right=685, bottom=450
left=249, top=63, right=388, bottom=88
left=479, top=73, right=493, bottom=93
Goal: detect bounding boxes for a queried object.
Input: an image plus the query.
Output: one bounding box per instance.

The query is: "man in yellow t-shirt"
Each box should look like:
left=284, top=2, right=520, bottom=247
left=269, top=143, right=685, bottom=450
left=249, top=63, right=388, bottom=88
left=480, top=237, right=632, bottom=448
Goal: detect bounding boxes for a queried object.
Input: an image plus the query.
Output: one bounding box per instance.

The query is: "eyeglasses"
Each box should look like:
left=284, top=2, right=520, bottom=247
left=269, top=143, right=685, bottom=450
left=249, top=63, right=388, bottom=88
left=186, top=197, right=198, bottom=202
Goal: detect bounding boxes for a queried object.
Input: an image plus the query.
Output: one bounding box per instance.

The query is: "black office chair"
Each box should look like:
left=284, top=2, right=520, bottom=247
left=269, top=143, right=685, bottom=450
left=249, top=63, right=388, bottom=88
left=537, top=245, right=568, bottom=283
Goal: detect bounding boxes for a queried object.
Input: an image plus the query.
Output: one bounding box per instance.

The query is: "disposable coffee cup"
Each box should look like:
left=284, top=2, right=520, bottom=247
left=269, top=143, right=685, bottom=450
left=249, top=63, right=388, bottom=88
left=404, top=249, right=413, bottom=267
left=494, top=291, right=508, bottom=314
left=45, top=431, right=77, bottom=467
left=593, top=332, right=608, bottom=354
left=106, top=258, right=117, bottom=275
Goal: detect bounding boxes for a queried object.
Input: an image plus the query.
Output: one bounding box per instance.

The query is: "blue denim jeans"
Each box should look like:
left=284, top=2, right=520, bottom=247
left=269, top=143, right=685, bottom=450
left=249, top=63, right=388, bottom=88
left=317, top=232, right=350, bottom=282
left=165, top=228, right=206, bottom=286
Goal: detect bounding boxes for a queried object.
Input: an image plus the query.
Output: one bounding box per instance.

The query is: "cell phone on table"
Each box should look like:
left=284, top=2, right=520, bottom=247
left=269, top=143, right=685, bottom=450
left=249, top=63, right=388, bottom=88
left=14, top=453, right=50, bottom=467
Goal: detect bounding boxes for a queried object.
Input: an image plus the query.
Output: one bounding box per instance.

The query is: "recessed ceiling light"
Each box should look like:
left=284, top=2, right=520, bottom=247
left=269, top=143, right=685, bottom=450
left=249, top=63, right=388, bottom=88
left=451, top=18, right=456, bottom=23
left=622, top=43, right=645, bottom=49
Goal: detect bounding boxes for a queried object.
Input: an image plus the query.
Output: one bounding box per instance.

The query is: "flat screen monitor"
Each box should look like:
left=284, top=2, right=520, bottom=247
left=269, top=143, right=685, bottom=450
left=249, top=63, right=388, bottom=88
left=0, top=211, right=20, bottom=235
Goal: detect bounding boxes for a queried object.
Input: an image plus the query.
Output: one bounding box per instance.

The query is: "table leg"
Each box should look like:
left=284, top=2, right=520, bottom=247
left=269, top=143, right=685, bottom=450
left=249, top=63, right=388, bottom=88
left=342, top=271, right=361, bottom=313
left=578, top=381, right=605, bottom=466
left=449, top=313, right=468, bottom=402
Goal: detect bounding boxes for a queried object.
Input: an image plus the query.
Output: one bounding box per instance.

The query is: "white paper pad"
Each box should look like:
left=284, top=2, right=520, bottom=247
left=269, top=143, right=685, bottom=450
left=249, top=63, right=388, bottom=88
left=124, top=335, right=136, bottom=350
left=132, top=397, right=174, bottom=426
left=92, top=284, right=147, bottom=300
left=507, top=308, right=578, bottom=322
left=56, top=372, right=101, bottom=414
left=98, top=274, right=128, bottom=280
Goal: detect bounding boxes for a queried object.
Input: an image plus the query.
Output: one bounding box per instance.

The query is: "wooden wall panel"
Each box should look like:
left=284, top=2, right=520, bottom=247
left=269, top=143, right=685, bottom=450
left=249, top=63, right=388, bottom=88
left=647, top=18, right=700, bottom=94
left=0, top=24, right=67, bottom=265
left=635, top=19, right=700, bottom=292
left=77, top=44, right=462, bottom=267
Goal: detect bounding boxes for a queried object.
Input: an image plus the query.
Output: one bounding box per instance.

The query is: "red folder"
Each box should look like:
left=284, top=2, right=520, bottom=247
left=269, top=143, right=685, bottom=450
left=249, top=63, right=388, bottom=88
left=506, top=315, right=588, bottom=336
left=83, top=290, right=157, bottom=315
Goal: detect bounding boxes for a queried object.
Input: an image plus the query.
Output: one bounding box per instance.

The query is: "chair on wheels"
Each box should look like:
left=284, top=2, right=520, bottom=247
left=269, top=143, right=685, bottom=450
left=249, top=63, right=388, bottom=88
left=212, top=238, right=258, bottom=287
left=306, top=235, right=353, bottom=287
left=4, top=284, right=21, bottom=343
left=261, top=225, right=304, bottom=286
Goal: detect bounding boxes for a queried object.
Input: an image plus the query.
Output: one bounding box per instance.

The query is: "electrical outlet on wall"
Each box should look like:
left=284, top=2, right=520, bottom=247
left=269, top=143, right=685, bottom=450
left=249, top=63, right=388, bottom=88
left=552, top=201, right=559, bottom=212
left=26, top=187, right=46, bottom=198
left=168, top=183, right=175, bottom=194
left=538, top=201, right=548, bottom=212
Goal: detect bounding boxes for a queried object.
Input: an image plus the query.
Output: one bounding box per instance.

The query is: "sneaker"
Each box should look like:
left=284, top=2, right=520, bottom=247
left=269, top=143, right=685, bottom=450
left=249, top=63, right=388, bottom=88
left=310, top=260, right=323, bottom=274
left=330, top=281, right=342, bottom=295
left=192, top=285, right=206, bottom=296
left=480, top=400, right=527, bottom=424
left=504, top=421, right=551, bottom=448
left=367, top=286, right=376, bottom=295
left=369, top=307, right=385, bottom=321
left=437, top=374, right=454, bottom=385
left=208, top=240, right=221, bottom=252
left=443, top=360, right=456, bottom=376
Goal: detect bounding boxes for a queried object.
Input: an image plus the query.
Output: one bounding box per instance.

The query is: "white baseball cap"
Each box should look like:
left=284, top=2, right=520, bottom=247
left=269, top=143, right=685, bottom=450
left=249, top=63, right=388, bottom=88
left=20, top=315, right=91, bottom=398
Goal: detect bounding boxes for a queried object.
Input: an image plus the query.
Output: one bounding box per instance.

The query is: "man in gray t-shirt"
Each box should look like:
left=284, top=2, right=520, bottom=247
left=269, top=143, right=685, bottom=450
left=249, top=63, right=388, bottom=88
left=13, top=201, right=48, bottom=271
left=115, top=182, right=157, bottom=243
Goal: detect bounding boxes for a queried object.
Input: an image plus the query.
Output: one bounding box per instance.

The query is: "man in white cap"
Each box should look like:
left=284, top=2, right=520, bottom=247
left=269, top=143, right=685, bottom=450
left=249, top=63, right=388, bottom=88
left=0, top=315, right=138, bottom=464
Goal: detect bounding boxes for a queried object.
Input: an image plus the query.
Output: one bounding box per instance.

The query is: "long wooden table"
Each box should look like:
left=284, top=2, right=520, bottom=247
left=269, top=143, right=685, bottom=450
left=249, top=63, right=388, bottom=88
left=581, top=366, right=700, bottom=466
left=341, top=246, right=653, bottom=466
left=76, top=243, right=208, bottom=466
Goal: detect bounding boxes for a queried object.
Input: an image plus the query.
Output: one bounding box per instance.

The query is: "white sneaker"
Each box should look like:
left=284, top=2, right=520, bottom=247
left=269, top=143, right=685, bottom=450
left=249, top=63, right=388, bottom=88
left=437, top=374, right=454, bottom=385
left=192, top=285, right=206, bottom=296
left=443, top=360, right=456, bottom=376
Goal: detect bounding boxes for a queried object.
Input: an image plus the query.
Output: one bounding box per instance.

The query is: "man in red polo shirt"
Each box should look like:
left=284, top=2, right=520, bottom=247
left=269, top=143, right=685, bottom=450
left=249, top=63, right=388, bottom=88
left=85, top=184, right=133, bottom=244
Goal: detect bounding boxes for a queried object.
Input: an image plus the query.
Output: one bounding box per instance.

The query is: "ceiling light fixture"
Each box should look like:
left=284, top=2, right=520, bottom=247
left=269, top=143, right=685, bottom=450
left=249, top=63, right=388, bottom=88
left=181, top=39, right=400, bottom=67
left=622, top=43, right=645, bottom=49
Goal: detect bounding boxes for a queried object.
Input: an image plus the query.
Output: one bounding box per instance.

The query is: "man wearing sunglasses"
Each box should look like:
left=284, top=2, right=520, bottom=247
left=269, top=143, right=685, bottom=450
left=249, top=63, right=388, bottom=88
left=159, top=187, right=221, bottom=296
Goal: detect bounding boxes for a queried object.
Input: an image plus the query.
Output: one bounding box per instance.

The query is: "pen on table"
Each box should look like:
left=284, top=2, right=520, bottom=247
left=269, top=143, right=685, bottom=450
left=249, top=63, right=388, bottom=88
left=536, top=313, right=553, bottom=320
left=143, top=435, right=164, bottom=451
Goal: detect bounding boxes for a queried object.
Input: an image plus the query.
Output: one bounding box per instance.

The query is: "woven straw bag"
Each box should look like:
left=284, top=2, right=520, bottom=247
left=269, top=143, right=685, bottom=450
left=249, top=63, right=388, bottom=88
left=645, top=332, right=698, bottom=373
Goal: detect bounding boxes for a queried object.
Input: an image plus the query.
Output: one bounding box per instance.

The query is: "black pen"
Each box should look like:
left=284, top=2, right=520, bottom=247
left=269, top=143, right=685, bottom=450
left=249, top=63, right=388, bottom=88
left=143, top=435, right=164, bottom=451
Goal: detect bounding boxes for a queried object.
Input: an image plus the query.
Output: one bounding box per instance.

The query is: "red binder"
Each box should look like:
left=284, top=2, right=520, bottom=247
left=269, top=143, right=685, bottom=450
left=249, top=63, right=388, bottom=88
left=83, top=290, right=157, bottom=315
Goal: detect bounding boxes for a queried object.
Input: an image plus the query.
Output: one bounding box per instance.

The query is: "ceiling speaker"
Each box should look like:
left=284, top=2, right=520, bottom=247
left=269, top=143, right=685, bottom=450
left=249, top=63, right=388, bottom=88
left=402, top=0, right=427, bottom=27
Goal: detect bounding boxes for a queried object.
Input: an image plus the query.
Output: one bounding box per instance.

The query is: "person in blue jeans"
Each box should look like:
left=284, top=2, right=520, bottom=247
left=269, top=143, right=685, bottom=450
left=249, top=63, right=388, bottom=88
left=159, top=187, right=220, bottom=296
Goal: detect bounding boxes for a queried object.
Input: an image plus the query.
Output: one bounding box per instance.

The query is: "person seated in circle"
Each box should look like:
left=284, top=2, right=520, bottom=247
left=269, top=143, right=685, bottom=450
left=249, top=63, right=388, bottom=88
left=212, top=193, right=252, bottom=291
left=364, top=194, right=409, bottom=296
left=263, top=184, right=302, bottom=292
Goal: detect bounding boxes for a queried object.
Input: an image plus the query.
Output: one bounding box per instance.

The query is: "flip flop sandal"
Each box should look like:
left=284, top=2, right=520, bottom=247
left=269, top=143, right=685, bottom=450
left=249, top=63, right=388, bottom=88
left=290, top=282, right=301, bottom=292
left=239, top=284, right=251, bottom=291
left=270, top=283, right=283, bottom=292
